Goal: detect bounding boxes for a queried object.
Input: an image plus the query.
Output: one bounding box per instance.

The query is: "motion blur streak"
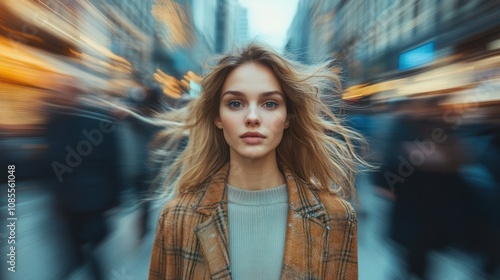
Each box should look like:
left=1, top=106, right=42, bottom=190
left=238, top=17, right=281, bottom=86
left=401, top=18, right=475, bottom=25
left=1, top=0, right=499, bottom=280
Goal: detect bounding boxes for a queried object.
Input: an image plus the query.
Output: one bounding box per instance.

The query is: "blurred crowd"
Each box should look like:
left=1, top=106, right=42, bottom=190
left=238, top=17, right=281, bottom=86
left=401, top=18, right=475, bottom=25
left=349, top=90, right=500, bottom=279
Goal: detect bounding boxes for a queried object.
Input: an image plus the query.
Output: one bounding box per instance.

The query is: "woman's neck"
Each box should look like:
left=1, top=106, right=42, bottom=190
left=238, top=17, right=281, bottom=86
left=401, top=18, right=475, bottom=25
left=227, top=157, right=285, bottom=191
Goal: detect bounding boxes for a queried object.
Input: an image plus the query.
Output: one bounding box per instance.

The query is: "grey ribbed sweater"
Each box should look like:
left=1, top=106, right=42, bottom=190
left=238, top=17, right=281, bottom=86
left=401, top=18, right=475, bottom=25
left=227, top=184, right=288, bottom=280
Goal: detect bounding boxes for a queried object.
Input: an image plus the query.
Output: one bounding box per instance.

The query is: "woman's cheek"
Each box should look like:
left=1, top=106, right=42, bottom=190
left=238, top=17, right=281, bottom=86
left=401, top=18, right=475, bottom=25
left=268, top=115, right=287, bottom=133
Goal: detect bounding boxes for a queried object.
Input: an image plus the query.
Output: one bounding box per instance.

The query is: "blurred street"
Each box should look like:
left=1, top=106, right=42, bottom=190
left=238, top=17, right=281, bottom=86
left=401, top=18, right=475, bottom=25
left=1, top=179, right=159, bottom=280
left=0, top=173, right=487, bottom=280
left=356, top=174, right=485, bottom=280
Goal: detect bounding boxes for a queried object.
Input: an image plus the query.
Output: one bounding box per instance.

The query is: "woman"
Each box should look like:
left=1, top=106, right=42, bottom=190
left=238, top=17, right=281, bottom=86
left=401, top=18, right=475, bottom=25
left=148, top=43, right=369, bottom=280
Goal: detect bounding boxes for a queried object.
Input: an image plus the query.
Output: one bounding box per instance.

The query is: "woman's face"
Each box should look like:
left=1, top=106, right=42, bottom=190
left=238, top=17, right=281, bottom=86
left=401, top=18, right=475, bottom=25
left=216, top=62, right=288, bottom=162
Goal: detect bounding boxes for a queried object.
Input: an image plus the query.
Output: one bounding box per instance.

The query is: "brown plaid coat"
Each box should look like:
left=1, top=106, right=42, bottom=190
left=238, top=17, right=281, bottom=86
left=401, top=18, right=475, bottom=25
left=148, top=163, right=358, bottom=279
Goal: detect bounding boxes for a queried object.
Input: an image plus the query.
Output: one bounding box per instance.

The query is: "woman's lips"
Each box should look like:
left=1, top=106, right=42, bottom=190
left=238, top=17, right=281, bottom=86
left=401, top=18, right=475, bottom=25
left=241, top=137, right=264, bottom=144
left=240, top=132, right=265, bottom=144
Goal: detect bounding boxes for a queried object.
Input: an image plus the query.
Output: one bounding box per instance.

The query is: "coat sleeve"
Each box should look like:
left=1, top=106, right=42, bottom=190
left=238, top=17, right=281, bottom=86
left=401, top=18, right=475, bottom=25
left=337, top=202, right=358, bottom=279
left=148, top=205, right=175, bottom=280
left=148, top=207, right=167, bottom=280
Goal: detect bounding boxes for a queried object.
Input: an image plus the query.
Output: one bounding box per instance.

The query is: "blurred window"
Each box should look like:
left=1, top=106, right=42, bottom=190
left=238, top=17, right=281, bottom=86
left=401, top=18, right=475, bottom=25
left=398, top=41, right=435, bottom=70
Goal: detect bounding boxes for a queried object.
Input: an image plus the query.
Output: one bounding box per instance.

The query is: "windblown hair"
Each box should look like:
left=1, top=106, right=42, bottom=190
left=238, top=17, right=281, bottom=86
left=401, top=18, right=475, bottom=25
left=151, top=42, right=370, bottom=201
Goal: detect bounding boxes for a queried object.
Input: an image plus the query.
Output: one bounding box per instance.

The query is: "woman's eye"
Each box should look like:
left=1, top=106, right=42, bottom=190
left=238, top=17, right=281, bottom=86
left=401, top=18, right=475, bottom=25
left=228, top=101, right=242, bottom=108
left=264, top=101, right=278, bottom=108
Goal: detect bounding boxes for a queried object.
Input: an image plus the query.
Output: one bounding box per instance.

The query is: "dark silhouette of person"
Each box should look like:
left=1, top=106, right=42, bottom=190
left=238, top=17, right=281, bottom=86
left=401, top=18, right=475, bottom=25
left=44, top=77, right=121, bottom=280
left=374, top=97, right=469, bottom=279
left=125, top=84, right=164, bottom=241
left=460, top=109, right=500, bottom=279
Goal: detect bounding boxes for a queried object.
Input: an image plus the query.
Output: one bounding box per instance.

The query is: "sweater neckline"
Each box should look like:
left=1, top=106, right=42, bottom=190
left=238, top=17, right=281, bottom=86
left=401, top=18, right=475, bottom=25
left=227, top=183, right=288, bottom=206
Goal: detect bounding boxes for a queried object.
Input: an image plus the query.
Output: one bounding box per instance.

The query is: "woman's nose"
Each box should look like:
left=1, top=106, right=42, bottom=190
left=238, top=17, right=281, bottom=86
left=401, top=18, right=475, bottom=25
left=245, top=106, right=261, bottom=126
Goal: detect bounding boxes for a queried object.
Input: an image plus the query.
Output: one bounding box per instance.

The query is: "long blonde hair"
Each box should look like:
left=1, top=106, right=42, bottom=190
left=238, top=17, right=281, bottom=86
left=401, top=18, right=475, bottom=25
left=151, top=42, right=370, bottom=201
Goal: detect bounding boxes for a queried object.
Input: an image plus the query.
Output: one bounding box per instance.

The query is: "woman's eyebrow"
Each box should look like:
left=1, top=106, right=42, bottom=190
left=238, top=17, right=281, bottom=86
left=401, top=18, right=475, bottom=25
left=260, top=91, right=284, bottom=98
left=222, top=90, right=284, bottom=98
left=222, top=90, right=244, bottom=97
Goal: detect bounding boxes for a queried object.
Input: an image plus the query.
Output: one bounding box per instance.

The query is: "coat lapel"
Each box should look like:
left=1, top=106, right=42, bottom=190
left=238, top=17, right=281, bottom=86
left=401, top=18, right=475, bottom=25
left=194, top=203, right=232, bottom=279
left=280, top=165, right=331, bottom=280
left=194, top=163, right=232, bottom=279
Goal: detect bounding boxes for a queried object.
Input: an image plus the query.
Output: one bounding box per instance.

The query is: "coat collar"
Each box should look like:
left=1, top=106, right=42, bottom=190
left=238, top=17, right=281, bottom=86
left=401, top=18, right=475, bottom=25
left=193, top=162, right=331, bottom=279
left=193, top=162, right=329, bottom=225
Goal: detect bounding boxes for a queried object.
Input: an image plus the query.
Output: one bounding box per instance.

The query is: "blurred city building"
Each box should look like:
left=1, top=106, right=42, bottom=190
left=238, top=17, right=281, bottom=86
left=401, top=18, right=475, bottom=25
left=285, top=0, right=314, bottom=63
left=103, top=0, right=156, bottom=82
left=286, top=0, right=500, bottom=104
left=192, top=0, right=248, bottom=53
left=0, top=0, right=249, bottom=177
left=0, top=0, right=251, bottom=136
left=192, top=0, right=225, bottom=53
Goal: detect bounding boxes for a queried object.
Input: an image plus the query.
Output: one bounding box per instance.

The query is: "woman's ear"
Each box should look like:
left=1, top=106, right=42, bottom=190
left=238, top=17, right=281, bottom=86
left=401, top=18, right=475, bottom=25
left=284, top=119, right=290, bottom=129
left=215, top=117, right=223, bottom=129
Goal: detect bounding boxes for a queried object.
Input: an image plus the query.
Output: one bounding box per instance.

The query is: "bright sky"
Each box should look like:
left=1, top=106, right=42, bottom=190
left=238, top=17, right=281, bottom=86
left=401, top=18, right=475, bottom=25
left=238, top=0, right=299, bottom=51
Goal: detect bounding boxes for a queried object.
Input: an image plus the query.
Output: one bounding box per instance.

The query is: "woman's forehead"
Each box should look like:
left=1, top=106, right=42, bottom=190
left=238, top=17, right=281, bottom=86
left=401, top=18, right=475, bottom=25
left=221, top=62, right=282, bottom=94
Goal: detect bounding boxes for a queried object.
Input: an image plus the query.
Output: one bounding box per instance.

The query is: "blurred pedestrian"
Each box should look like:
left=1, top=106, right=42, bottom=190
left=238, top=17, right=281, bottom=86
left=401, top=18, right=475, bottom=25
left=459, top=105, right=500, bottom=279
left=45, top=76, right=122, bottom=280
left=374, top=97, right=469, bottom=279
left=148, top=43, right=371, bottom=279
left=126, top=84, right=165, bottom=241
